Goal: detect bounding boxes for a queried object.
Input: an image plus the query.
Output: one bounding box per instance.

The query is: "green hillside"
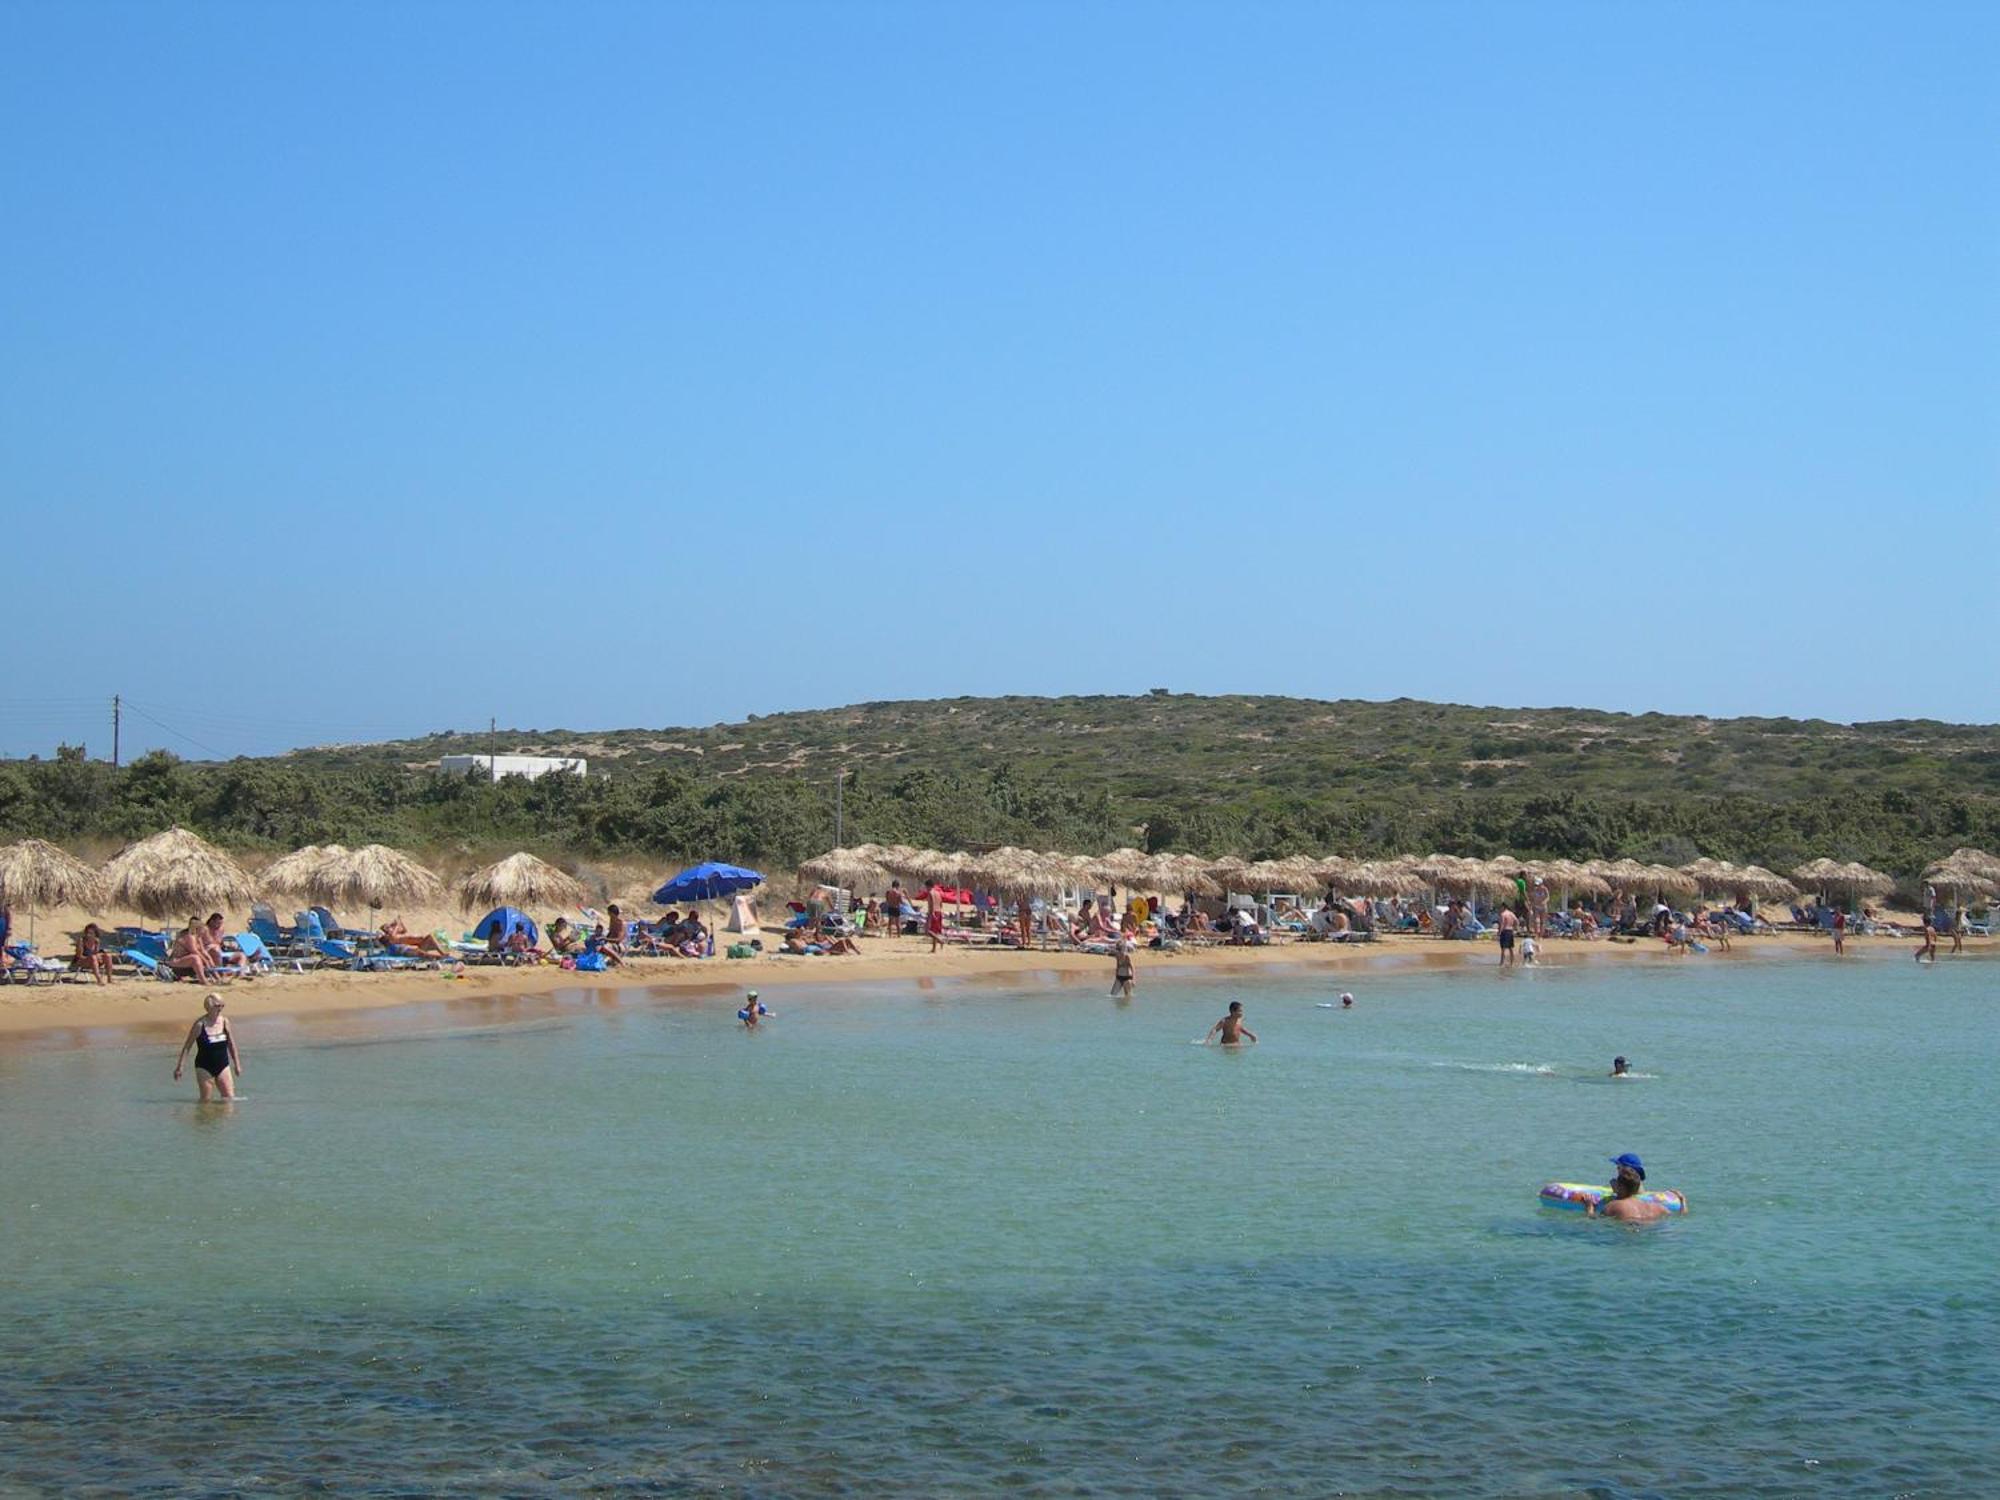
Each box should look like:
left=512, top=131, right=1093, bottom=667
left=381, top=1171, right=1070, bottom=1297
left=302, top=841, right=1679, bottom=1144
left=5, top=694, right=1998, bottom=882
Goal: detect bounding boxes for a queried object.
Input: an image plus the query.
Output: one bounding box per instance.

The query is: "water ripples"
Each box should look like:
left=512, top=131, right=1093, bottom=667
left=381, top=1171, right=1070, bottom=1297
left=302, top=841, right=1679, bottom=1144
left=7, top=1255, right=1994, bottom=1497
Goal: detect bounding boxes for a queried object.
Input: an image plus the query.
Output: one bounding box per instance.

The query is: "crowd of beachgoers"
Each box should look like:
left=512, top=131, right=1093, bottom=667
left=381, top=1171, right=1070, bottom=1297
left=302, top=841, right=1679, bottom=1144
left=0, top=832, right=1993, bottom=996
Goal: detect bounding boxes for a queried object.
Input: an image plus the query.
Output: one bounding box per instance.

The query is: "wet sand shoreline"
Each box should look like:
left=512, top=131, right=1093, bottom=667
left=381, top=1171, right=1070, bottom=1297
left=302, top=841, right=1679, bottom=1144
left=1, top=928, right=1980, bottom=1053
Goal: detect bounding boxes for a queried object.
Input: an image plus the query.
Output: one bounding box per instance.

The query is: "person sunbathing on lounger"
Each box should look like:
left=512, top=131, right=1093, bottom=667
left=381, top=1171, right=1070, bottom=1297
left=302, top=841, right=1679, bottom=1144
left=75, top=923, right=113, bottom=984
left=168, top=921, right=216, bottom=982
left=378, top=920, right=447, bottom=957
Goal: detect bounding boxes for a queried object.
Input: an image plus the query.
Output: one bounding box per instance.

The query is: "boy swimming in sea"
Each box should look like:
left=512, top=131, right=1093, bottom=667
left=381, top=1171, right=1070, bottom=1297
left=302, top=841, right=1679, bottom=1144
left=1205, top=1001, right=1257, bottom=1045
left=740, top=990, right=768, bottom=1028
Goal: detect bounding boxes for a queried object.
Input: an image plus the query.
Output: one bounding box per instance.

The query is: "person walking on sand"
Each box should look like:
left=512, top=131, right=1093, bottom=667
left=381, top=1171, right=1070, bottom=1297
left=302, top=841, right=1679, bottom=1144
left=1950, top=906, right=1966, bottom=956
left=1110, top=939, right=1136, bottom=999
left=1832, top=906, right=1846, bottom=956
left=1916, top=911, right=1937, bottom=963
left=1497, top=907, right=1518, bottom=966
left=173, top=992, right=242, bottom=1100
left=1205, top=1001, right=1257, bottom=1046
left=926, top=882, right=944, bottom=954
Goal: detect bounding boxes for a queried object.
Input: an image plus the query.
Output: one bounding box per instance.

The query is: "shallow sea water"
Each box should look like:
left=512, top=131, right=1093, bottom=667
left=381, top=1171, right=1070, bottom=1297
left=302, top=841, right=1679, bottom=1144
left=4, top=953, right=1996, bottom=1496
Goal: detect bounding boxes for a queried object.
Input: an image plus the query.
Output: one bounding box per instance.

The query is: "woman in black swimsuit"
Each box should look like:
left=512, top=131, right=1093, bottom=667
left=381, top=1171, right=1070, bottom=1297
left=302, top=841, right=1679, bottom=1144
left=174, top=992, right=243, bottom=1100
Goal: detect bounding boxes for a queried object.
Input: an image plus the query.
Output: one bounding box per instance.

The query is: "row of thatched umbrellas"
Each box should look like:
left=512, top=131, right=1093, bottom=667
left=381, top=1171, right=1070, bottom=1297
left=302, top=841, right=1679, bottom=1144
left=3, top=831, right=1995, bottom=929
left=0, top=829, right=593, bottom=923
left=801, top=843, right=2000, bottom=905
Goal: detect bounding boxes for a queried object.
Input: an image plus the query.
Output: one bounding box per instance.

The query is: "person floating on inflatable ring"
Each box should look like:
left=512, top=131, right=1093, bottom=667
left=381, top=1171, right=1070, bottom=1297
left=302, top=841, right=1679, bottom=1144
left=1587, top=1153, right=1668, bottom=1221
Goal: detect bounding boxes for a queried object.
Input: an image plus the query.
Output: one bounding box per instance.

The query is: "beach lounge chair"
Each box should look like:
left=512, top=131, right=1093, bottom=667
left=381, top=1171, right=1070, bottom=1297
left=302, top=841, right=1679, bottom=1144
left=311, top=906, right=377, bottom=942
left=250, top=904, right=312, bottom=960
left=3, top=945, right=75, bottom=984
left=120, top=948, right=179, bottom=982
left=313, top=937, right=434, bottom=971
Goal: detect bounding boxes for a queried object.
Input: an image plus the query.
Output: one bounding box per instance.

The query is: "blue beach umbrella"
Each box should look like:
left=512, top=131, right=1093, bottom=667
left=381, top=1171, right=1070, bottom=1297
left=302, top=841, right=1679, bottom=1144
left=653, top=862, right=765, bottom=906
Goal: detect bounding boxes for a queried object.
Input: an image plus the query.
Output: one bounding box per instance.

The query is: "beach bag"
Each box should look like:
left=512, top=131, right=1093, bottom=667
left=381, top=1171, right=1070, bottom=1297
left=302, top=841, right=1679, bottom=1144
left=574, top=951, right=607, bottom=973
left=726, top=943, right=755, bottom=959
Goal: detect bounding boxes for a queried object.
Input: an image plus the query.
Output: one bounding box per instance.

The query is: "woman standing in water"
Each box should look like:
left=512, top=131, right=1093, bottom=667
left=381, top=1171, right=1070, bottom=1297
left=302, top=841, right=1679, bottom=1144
left=173, top=993, right=243, bottom=1100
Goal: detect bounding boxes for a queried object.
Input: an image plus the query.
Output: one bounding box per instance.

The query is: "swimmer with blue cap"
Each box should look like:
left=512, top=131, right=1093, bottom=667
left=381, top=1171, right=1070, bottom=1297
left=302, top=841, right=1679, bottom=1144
left=1589, top=1153, right=1667, bottom=1222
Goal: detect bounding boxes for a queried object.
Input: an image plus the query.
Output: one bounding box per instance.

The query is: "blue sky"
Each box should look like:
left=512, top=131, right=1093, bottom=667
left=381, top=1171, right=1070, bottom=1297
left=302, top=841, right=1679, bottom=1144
left=4, top=1, right=1994, bottom=760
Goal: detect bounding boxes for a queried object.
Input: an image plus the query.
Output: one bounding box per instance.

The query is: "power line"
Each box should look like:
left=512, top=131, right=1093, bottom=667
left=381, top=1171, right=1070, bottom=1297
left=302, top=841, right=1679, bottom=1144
left=118, top=700, right=225, bottom=759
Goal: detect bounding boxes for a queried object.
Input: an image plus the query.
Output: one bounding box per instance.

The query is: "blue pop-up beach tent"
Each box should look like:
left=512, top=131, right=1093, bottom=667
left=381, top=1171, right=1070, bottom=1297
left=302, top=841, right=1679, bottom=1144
left=653, top=862, right=764, bottom=906
left=472, top=906, right=539, bottom=945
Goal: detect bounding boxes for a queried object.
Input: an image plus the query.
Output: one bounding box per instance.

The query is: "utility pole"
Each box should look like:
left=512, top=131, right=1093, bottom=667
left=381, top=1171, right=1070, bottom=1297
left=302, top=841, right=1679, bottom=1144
left=834, top=768, right=846, bottom=846
left=112, top=695, right=121, bottom=767
left=490, top=716, right=498, bottom=782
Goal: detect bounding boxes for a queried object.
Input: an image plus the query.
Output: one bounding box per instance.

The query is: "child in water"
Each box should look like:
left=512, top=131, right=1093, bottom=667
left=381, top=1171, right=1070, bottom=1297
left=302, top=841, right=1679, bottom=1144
left=1521, top=934, right=1538, bottom=965
left=1205, top=1001, right=1257, bottom=1045
left=740, top=990, right=769, bottom=1028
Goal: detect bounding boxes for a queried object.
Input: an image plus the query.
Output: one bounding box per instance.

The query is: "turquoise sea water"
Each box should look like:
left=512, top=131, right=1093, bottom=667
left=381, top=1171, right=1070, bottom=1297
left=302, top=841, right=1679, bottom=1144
left=4, top=954, right=1996, bottom=1495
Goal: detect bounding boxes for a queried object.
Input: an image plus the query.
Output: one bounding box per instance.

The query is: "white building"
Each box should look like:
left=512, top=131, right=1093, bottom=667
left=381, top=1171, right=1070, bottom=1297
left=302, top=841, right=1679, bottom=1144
left=439, top=754, right=588, bottom=781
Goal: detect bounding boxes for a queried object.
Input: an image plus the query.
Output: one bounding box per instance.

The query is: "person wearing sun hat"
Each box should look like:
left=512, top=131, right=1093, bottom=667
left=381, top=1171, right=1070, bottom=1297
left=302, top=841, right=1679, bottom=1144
left=1589, top=1153, right=1667, bottom=1221
left=739, top=990, right=769, bottom=1028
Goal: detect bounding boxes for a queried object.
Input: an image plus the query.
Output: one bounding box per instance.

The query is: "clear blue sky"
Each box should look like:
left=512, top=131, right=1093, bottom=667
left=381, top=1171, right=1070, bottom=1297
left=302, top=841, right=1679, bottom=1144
left=4, top=1, right=1994, bottom=761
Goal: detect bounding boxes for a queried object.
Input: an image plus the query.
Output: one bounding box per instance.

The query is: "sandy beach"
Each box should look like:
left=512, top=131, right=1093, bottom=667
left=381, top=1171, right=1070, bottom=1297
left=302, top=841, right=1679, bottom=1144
left=3, top=921, right=1982, bottom=1050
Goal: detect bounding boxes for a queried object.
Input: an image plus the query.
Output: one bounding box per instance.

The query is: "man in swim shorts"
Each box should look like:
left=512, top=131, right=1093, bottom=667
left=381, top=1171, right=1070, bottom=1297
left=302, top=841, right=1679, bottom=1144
left=1205, top=1001, right=1257, bottom=1045
left=1497, top=908, right=1518, bottom=966
left=1589, top=1153, right=1667, bottom=1221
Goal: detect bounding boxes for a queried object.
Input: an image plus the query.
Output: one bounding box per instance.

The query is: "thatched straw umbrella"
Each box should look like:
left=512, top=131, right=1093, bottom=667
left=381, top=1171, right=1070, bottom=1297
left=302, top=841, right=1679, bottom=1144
left=965, top=847, right=1067, bottom=899
left=258, top=844, right=348, bottom=898
left=872, top=844, right=934, bottom=885
left=1921, top=856, right=1996, bottom=901
left=1200, top=854, right=1242, bottom=883
left=1337, top=860, right=1421, bottom=898
left=1528, top=859, right=1610, bottom=901
left=1791, top=858, right=1893, bottom=901
left=1590, top=858, right=1654, bottom=893
left=1925, top=848, right=2000, bottom=890
left=798, top=847, right=890, bottom=891
left=1679, top=857, right=1735, bottom=896
left=0, top=838, right=106, bottom=942
left=1309, top=855, right=1358, bottom=889
left=1920, top=852, right=2000, bottom=900
left=1413, top=853, right=1511, bottom=899
left=456, top=852, right=591, bottom=913
left=297, top=843, right=443, bottom=913
left=1681, top=858, right=1796, bottom=905
left=0, top=838, right=106, bottom=912
left=1639, top=863, right=1700, bottom=901
left=1733, top=865, right=1799, bottom=903
left=101, top=827, right=260, bottom=923
left=1145, top=853, right=1219, bottom=898
left=1087, top=848, right=1151, bottom=887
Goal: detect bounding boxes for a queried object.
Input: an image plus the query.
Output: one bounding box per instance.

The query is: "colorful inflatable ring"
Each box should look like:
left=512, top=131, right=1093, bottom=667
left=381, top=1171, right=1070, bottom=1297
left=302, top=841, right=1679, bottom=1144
left=1539, top=1181, right=1687, bottom=1214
